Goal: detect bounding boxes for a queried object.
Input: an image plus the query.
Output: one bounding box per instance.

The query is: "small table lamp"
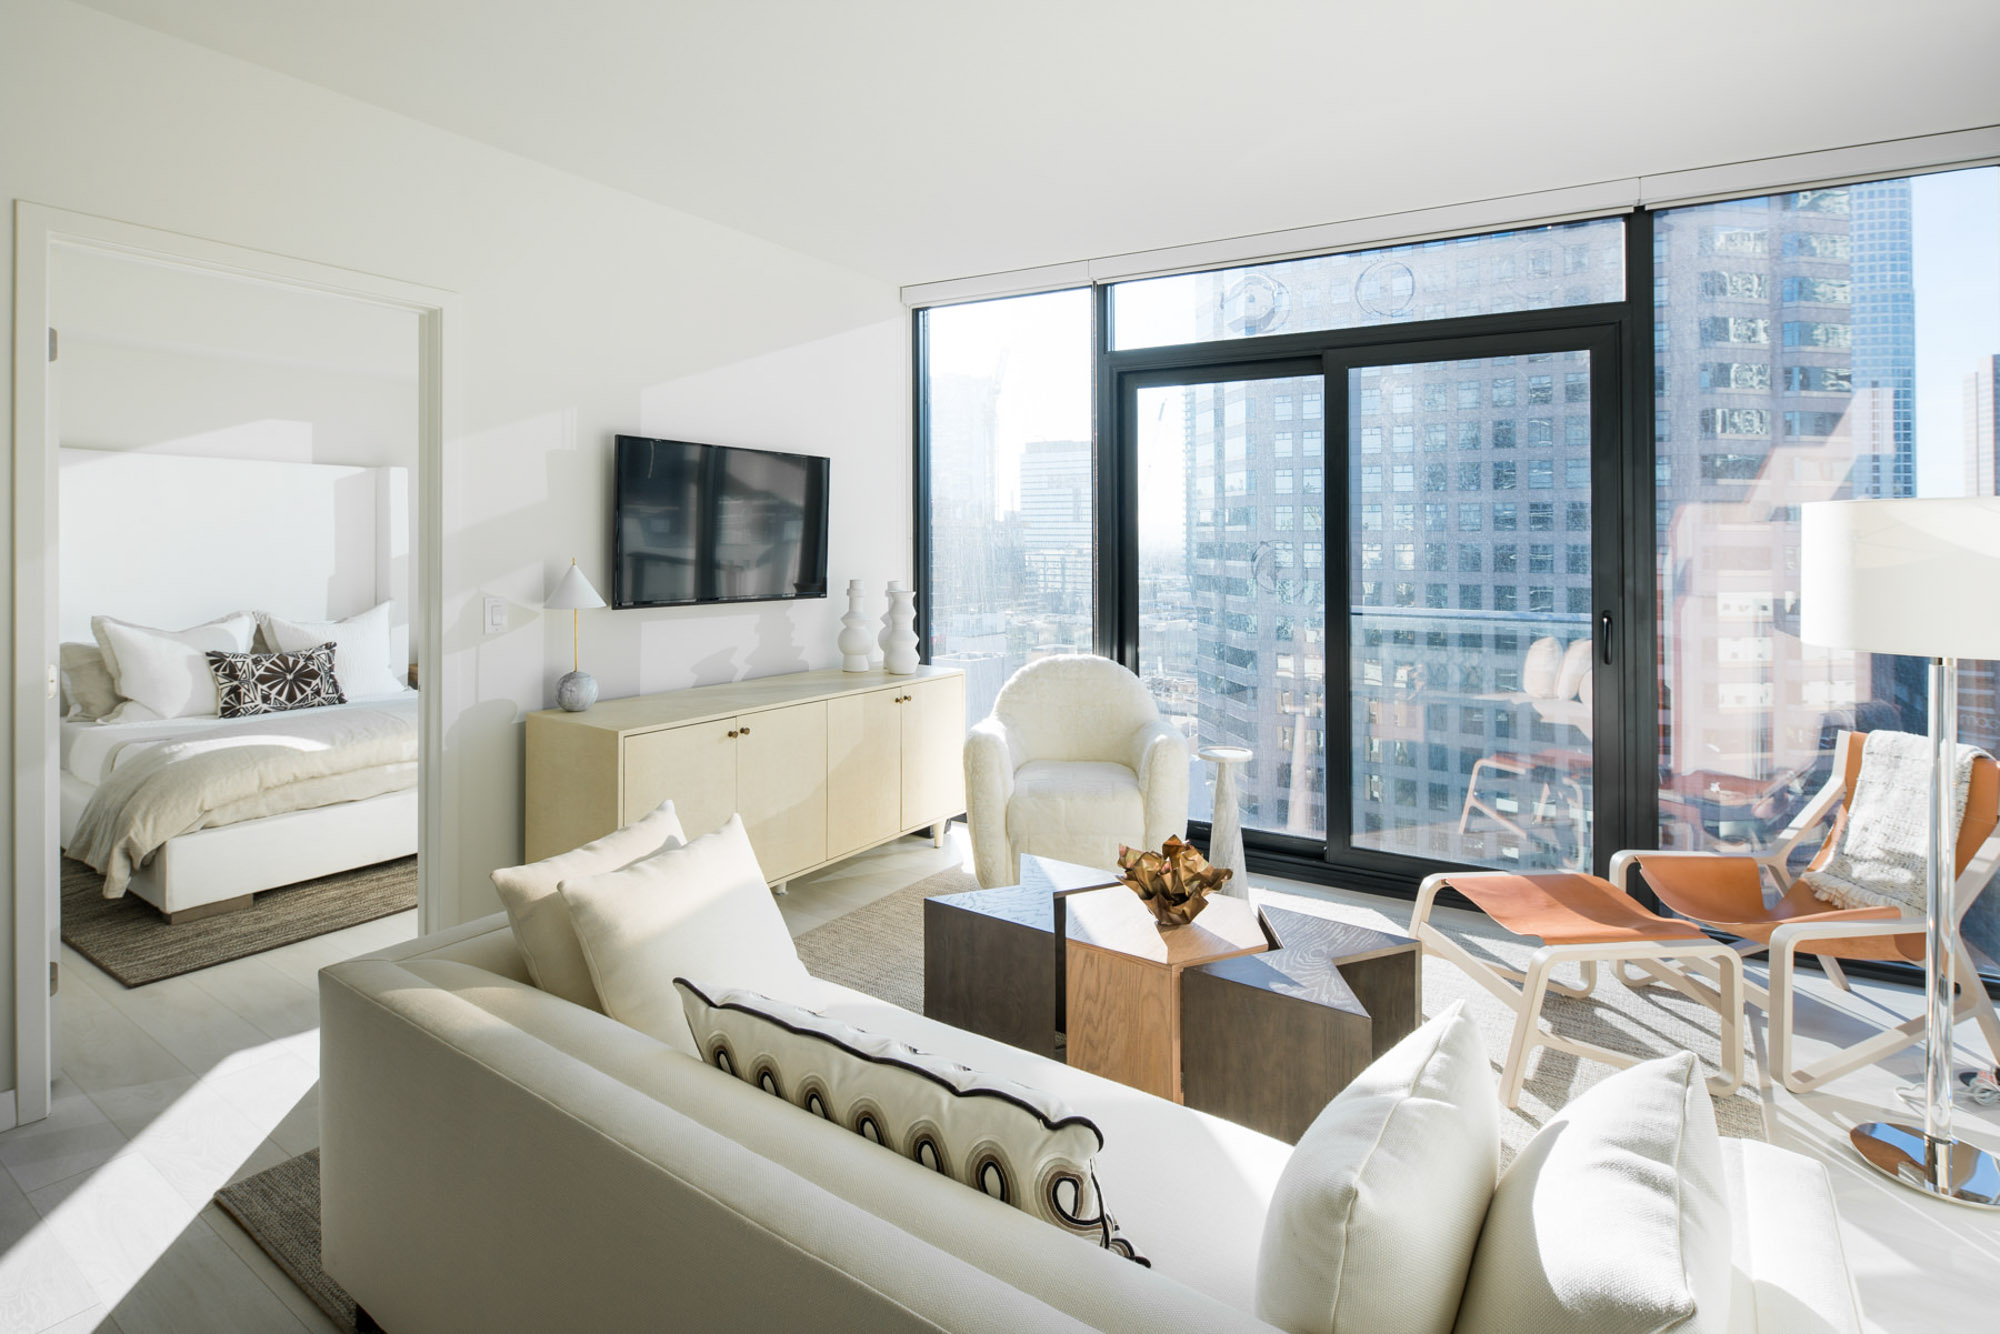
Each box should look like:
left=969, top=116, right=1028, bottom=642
left=1801, top=495, right=2000, bottom=1209
left=547, top=558, right=606, bottom=712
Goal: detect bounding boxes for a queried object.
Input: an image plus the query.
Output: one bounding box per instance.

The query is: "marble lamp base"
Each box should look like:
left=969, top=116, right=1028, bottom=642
left=556, top=670, right=599, bottom=712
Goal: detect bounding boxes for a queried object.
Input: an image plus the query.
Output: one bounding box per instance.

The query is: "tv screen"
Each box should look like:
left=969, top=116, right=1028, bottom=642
left=613, top=435, right=830, bottom=609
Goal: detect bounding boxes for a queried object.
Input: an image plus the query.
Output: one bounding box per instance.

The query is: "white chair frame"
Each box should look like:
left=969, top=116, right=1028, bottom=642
left=1412, top=874, right=1746, bottom=1109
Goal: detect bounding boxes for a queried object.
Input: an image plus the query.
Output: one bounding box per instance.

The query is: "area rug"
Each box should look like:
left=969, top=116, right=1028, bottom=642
left=794, top=866, right=1769, bottom=1159
left=213, top=1150, right=361, bottom=1332
left=61, top=854, right=417, bottom=988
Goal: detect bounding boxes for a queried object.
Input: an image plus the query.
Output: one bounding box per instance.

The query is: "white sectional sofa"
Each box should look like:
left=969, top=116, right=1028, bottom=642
left=319, top=913, right=1864, bottom=1334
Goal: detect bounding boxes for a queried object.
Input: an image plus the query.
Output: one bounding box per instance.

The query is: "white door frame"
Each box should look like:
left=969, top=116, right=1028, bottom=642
left=10, top=201, right=459, bottom=1126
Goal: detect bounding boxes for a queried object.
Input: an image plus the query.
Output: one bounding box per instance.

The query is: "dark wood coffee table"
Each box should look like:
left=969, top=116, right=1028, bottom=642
left=922, top=855, right=1119, bottom=1059
left=926, top=857, right=1421, bottom=1142
left=1179, top=904, right=1420, bottom=1143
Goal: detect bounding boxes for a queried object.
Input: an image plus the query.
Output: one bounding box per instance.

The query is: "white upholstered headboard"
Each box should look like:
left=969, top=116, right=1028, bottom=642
left=58, top=447, right=411, bottom=666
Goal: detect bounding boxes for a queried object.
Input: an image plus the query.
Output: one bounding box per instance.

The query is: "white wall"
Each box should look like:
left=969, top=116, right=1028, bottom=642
left=52, top=243, right=419, bottom=466
left=57, top=449, right=409, bottom=666
left=0, top=0, right=907, bottom=1097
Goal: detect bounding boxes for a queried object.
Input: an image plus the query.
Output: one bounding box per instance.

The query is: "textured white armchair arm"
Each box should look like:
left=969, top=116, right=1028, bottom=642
left=964, top=716, right=1021, bottom=888
left=1127, top=717, right=1191, bottom=852
left=962, top=655, right=1192, bottom=887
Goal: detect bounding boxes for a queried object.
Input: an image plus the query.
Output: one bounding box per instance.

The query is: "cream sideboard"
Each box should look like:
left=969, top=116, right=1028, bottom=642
left=525, top=667, right=966, bottom=888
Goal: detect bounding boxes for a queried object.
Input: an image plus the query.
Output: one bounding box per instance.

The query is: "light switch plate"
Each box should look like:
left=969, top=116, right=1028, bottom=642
left=483, top=596, right=506, bottom=635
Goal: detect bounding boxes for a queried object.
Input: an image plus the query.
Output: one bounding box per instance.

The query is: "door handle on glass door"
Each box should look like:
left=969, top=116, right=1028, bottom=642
left=1599, top=611, right=1613, bottom=666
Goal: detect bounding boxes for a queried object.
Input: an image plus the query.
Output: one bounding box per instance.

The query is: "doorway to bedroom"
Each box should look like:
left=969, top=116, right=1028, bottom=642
left=10, top=206, right=452, bottom=1135
left=51, top=244, right=426, bottom=999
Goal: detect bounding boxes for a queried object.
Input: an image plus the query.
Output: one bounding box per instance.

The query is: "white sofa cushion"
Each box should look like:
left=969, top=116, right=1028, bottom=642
left=561, top=815, right=822, bottom=1055
left=1455, top=1052, right=1732, bottom=1334
left=90, top=612, right=257, bottom=719
left=491, top=799, right=686, bottom=1010
left=1254, top=1000, right=1497, bottom=1334
left=677, top=979, right=1145, bottom=1263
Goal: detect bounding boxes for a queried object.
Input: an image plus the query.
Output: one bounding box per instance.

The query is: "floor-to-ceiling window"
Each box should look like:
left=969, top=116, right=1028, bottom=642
left=918, top=289, right=1095, bottom=732
left=1652, top=164, right=2000, bottom=963
left=914, top=167, right=2000, bottom=956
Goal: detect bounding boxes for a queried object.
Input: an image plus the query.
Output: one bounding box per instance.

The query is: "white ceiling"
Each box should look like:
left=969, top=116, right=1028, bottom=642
left=75, top=0, right=2000, bottom=288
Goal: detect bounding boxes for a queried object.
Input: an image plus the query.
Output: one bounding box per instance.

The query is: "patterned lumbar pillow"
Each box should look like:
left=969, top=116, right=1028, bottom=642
left=204, top=642, right=347, bottom=717
left=675, top=979, right=1146, bottom=1265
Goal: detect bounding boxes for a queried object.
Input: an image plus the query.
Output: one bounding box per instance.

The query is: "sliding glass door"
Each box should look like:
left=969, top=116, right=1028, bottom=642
left=1333, top=332, right=1624, bottom=875
left=1128, top=366, right=1328, bottom=838
left=1117, top=327, right=1630, bottom=881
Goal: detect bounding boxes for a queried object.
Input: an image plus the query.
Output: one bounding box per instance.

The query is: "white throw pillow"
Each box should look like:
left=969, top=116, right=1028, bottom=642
left=59, top=642, right=119, bottom=720
left=560, top=815, right=822, bottom=1055
left=90, top=613, right=257, bottom=719
left=490, top=799, right=688, bottom=1010
left=1554, top=638, right=1592, bottom=702
left=262, top=601, right=405, bottom=700
left=1520, top=636, right=1564, bottom=699
left=1255, top=1001, right=1498, bottom=1334
left=1453, top=1053, right=1731, bottom=1334
left=677, top=979, right=1146, bottom=1264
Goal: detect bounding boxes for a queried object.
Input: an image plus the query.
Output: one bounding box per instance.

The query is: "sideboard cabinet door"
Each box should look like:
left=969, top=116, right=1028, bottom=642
left=736, top=701, right=829, bottom=882
left=902, top=674, right=967, bottom=830
left=826, top=689, right=902, bottom=859
left=623, top=718, right=739, bottom=840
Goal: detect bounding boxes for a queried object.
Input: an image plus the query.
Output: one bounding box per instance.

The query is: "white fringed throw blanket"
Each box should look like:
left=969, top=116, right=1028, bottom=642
left=1800, top=730, right=1991, bottom=915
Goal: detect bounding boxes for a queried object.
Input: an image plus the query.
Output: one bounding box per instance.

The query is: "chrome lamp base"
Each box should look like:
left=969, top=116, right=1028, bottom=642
left=1850, top=1121, right=2000, bottom=1210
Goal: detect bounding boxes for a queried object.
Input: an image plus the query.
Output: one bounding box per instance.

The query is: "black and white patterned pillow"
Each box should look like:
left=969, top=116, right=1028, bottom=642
left=204, top=642, right=346, bottom=717
left=675, top=978, right=1147, bottom=1264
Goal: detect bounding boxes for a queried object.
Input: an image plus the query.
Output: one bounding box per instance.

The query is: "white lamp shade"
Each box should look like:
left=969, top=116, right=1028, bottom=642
left=1800, top=497, right=2000, bottom=659
left=545, top=562, right=606, bottom=611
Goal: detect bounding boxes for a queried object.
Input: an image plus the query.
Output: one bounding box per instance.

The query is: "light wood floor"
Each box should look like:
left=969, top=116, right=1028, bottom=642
left=1, top=826, right=1994, bottom=1333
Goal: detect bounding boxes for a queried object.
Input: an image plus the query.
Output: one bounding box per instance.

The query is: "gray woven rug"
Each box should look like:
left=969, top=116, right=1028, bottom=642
left=213, top=1150, right=360, bottom=1332
left=795, top=867, right=1769, bottom=1158
left=61, top=854, right=417, bottom=987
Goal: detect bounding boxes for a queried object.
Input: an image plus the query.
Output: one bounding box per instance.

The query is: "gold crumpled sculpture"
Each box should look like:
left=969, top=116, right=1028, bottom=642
left=1116, top=836, right=1233, bottom=927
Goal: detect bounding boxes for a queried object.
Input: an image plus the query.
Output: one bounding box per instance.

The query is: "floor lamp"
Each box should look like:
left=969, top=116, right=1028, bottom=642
left=1801, top=496, right=2000, bottom=1209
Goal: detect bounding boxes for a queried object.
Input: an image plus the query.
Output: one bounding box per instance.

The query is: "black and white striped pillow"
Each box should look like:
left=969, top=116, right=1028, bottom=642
left=675, top=978, right=1146, bottom=1264
left=204, top=641, right=346, bottom=717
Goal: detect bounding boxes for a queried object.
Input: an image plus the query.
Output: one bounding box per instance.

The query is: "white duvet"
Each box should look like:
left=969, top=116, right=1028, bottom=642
left=67, top=696, right=418, bottom=898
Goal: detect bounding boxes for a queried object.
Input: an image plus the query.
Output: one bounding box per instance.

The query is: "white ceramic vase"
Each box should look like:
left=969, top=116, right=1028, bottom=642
left=837, top=579, right=873, bottom=672
left=882, top=581, right=919, bottom=675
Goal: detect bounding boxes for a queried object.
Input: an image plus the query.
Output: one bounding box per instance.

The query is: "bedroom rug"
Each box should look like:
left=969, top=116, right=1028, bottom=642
left=213, top=1150, right=363, bottom=1333
left=61, top=854, right=417, bottom=987
left=793, top=866, right=1769, bottom=1160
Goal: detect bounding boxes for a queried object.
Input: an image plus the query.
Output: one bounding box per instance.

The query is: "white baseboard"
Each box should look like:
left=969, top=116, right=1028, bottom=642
left=0, top=1089, right=17, bottom=1133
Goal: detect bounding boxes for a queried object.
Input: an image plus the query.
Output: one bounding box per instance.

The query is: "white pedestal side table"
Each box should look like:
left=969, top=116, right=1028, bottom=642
left=1199, top=745, right=1253, bottom=897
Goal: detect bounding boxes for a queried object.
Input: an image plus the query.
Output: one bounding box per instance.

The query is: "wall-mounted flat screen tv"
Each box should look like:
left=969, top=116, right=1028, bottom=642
left=613, top=434, right=830, bottom=609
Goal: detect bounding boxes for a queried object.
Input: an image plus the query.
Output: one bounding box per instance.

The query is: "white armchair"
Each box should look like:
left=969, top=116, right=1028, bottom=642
left=963, top=655, right=1189, bottom=888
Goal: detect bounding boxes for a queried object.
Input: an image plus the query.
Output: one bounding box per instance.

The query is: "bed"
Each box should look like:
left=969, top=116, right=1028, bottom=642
left=59, top=692, right=420, bottom=921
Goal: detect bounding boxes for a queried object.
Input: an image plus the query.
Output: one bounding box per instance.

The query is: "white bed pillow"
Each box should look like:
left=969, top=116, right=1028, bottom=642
left=1255, top=1000, right=1497, bottom=1334
left=1454, top=1052, right=1732, bottom=1334
left=59, top=642, right=120, bottom=720
left=491, top=799, right=688, bottom=1010
left=261, top=602, right=405, bottom=700
left=560, top=815, right=823, bottom=1055
left=90, top=613, right=257, bottom=720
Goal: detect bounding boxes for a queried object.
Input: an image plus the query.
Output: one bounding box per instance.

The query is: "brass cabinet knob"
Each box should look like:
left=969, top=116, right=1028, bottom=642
left=726, top=729, right=738, bottom=738
left=739, top=725, right=751, bottom=735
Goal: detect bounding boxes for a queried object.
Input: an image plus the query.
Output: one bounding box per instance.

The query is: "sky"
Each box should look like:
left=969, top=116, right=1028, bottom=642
left=1911, top=166, right=2000, bottom=496
left=924, top=164, right=2000, bottom=523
